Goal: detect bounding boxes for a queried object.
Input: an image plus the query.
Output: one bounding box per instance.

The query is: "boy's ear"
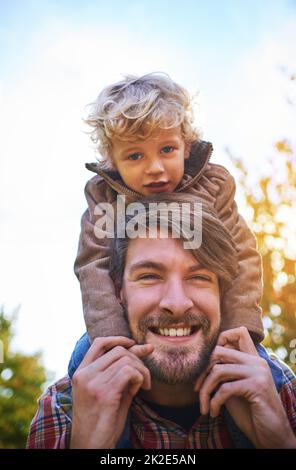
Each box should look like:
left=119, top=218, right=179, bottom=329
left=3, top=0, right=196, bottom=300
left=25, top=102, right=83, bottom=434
left=184, top=142, right=191, bottom=160
left=110, top=156, right=117, bottom=170
left=107, top=145, right=117, bottom=169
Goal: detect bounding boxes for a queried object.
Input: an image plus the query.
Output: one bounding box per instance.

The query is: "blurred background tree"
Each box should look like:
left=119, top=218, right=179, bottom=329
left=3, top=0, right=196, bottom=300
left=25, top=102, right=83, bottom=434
left=0, top=308, right=47, bottom=448
left=227, top=71, right=296, bottom=372
left=228, top=138, right=296, bottom=372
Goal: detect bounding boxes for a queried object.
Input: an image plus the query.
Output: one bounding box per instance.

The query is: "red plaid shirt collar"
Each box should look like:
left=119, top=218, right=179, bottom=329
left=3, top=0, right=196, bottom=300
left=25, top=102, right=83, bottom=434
left=130, top=396, right=233, bottom=449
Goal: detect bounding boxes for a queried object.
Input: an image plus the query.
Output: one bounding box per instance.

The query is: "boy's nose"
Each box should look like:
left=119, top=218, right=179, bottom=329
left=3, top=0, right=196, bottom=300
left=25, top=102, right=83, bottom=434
left=145, top=157, right=165, bottom=175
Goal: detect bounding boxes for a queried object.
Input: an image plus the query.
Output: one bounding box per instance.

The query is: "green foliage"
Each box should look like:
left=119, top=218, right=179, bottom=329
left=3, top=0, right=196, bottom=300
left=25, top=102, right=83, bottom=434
left=0, top=308, right=47, bottom=448
left=229, top=141, right=296, bottom=372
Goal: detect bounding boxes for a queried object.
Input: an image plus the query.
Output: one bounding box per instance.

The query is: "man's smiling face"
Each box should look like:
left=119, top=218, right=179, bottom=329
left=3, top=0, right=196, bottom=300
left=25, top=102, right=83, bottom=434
left=120, top=236, right=221, bottom=384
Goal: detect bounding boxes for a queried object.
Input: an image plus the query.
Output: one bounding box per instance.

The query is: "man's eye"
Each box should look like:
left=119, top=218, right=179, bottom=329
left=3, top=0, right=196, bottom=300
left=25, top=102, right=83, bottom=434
left=189, top=275, right=211, bottom=282
left=138, top=274, right=160, bottom=280
left=128, top=153, right=142, bottom=161
left=161, top=146, right=174, bottom=154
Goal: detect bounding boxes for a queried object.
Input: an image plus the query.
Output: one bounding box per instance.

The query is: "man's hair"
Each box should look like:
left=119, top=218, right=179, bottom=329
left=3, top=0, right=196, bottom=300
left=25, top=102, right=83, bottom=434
left=84, top=72, right=200, bottom=168
left=109, top=193, right=238, bottom=300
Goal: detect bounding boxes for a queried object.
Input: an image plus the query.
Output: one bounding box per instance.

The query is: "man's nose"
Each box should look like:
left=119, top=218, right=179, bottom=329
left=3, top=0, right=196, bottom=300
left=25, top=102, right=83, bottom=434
left=145, top=157, right=165, bottom=175
left=159, top=279, right=194, bottom=316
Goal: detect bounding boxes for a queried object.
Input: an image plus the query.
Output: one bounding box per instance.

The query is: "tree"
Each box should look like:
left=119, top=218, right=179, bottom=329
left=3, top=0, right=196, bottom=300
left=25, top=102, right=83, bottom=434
left=228, top=141, right=296, bottom=372
left=0, top=308, right=47, bottom=448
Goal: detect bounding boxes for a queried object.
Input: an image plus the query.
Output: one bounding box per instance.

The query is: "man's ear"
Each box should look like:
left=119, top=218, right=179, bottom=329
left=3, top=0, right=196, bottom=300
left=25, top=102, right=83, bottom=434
left=184, top=142, right=191, bottom=160
left=113, top=279, right=123, bottom=301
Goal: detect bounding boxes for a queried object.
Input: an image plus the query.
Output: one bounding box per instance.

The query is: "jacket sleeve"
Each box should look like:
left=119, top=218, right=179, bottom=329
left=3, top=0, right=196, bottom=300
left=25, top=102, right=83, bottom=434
left=205, top=164, right=264, bottom=341
left=74, top=176, right=131, bottom=342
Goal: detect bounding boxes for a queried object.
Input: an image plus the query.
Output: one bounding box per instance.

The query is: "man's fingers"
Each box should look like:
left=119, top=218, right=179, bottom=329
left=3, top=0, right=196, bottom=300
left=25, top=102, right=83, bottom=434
left=194, top=327, right=257, bottom=395
left=217, top=327, right=258, bottom=356
left=199, top=364, right=252, bottom=415
left=84, top=343, right=152, bottom=377
left=194, top=370, right=208, bottom=392
left=209, top=379, right=250, bottom=418
left=77, top=337, right=135, bottom=370
left=73, top=339, right=153, bottom=391
left=109, top=365, right=145, bottom=398
left=128, top=343, right=154, bottom=358
left=210, top=345, right=259, bottom=367
left=101, top=354, right=151, bottom=390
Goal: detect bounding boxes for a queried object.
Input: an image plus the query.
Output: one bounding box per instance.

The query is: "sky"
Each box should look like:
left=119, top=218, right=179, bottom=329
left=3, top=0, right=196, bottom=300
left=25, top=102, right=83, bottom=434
left=0, top=0, right=296, bottom=379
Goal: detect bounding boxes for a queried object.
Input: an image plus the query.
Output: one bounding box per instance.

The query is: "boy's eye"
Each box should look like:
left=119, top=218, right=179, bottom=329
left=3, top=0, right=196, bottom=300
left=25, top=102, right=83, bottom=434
left=128, top=153, right=142, bottom=161
left=161, top=146, right=174, bottom=154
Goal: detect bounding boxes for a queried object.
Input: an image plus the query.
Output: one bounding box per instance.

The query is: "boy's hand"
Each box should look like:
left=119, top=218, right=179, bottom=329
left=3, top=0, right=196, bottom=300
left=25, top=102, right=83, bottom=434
left=70, top=336, right=153, bottom=449
left=197, top=327, right=296, bottom=448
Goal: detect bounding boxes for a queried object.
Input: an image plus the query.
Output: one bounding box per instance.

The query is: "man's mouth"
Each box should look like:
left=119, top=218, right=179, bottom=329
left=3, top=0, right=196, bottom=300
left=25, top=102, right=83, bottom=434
left=149, top=326, right=200, bottom=337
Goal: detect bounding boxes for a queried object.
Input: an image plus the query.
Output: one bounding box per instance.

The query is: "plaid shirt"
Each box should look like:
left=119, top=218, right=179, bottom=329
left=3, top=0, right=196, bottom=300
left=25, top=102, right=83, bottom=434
left=27, top=355, right=296, bottom=449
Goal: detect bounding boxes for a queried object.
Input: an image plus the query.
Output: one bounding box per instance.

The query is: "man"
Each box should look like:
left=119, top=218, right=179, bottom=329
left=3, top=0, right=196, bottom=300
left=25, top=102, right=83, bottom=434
left=27, top=195, right=296, bottom=449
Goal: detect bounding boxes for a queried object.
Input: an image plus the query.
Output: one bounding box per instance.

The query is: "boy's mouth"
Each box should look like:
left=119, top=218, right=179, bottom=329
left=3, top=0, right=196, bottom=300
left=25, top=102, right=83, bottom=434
left=144, top=181, right=170, bottom=192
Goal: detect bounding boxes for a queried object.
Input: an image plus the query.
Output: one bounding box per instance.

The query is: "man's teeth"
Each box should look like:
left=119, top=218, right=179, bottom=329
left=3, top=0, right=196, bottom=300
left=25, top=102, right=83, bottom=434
left=157, top=327, right=192, bottom=337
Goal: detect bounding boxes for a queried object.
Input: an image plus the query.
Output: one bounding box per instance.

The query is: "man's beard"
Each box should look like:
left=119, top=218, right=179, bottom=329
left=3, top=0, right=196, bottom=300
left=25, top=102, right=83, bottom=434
left=127, top=309, right=219, bottom=385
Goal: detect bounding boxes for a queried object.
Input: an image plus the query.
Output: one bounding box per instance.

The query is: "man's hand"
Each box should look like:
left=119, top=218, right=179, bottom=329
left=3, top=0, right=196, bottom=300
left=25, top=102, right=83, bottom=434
left=70, top=336, right=154, bottom=449
left=197, top=327, right=296, bottom=448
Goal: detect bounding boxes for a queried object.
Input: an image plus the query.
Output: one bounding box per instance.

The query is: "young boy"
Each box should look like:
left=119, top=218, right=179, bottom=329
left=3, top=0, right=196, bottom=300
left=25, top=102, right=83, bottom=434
left=74, top=72, right=264, bottom=349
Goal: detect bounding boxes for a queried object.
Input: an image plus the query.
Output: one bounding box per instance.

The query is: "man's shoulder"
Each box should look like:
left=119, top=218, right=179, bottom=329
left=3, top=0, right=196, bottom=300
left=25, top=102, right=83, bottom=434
left=257, top=344, right=296, bottom=391
left=40, top=375, right=73, bottom=415
left=266, top=352, right=296, bottom=384
left=27, top=375, right=72, bottom=449
left=48, top=375, right=72, bottom=394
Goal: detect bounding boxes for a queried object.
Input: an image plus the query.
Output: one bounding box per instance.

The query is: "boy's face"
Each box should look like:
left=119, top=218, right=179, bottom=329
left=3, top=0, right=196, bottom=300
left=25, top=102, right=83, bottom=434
left=111, top=127, right=190, bottom=196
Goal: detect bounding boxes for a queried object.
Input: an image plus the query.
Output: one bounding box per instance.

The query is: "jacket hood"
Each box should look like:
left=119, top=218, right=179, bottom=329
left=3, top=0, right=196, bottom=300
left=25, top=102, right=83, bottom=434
left=85, top=139, right=213, bottom=197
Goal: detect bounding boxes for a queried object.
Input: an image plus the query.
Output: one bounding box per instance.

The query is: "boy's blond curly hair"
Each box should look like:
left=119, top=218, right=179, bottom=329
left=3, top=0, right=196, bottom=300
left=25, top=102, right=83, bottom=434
left=84, top=72, right=200, bottom=168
